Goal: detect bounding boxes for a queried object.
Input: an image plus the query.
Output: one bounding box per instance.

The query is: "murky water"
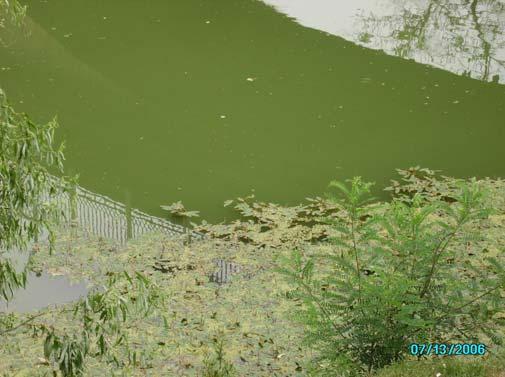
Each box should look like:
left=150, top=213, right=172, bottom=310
left=0, top=238, right=89, bottom=313
left=1, top=0, right=504, bottom=222
left=0, top=271, right=88, bottom=313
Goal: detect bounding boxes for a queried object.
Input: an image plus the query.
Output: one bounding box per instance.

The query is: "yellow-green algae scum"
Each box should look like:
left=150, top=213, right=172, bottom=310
left=1, top=175, right=505, bottom=376
left=1, top=231, right=313, bottom=375
left=1, top=0, right=505, bottom=222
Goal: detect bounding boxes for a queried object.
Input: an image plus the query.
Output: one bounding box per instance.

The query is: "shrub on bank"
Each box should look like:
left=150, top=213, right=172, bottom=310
left=278, top=172, right=505, bottom=375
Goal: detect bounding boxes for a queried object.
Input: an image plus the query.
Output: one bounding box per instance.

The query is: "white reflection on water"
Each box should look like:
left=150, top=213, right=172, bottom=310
left=262, top=0, right=505, bottom=84
left=0, top=243, right=88, bottom=313
left=0, top=272, right=88, bottom=313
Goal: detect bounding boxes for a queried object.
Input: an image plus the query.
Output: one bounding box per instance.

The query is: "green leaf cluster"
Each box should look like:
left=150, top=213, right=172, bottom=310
left=161, top=201, right=200, bottom=219
left=201, top=331, right=237, bottom=377
left=279, top=175, right=505, bottom=375
left=39, top=271, right=164, bottom=376
left=0, top=90, right=73, bottom=305
left=0, top=0, right=27, bottom=46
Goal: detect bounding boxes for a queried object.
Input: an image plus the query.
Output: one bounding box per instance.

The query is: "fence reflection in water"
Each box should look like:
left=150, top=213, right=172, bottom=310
left=54, top=184, right=203, bottom=245
left=50, top=181, right=241, bottom=285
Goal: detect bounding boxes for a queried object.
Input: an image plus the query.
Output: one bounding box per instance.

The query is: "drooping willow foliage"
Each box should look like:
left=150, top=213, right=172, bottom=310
left=0, top=0, right=27, bottom=46
left=0, top=89, right=72, bottom=300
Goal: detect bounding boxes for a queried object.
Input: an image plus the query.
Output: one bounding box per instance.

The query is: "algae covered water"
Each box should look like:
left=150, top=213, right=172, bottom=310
left=1, top=0, right=504, bottom=222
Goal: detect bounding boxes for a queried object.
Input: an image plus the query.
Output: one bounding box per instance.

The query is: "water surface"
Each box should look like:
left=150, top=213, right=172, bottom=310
left=0, top=272, right=88, bottom=313
left=0, top=240, right=89, bottom=313
left=262, top=0, right=505, bottom=84
left=1, top=0, right=504, bottom=222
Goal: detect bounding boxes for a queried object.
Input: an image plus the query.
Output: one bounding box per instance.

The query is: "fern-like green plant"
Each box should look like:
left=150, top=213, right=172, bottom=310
left=278, top=176, right=505, bottom=375
left=201, top=332, right=237, bottom=377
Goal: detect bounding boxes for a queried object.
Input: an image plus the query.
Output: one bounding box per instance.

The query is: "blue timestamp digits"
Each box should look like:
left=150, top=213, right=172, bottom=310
left=409, top=343, right=486, bottom=356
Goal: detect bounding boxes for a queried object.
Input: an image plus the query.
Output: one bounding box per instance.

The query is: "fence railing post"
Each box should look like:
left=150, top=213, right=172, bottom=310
left=125, top=191, right=132, bottom=242
left=69, top=182, right=78, bottom=239
left=70, top=186, right=77, bottom=223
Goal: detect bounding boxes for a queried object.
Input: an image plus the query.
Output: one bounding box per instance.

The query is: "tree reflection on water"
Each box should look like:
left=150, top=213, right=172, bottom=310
left=356, top=0, right=505, bottom=83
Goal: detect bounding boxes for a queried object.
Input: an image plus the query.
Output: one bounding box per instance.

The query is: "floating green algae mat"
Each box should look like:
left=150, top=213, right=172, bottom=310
left=1, top=0, right=505, bottom=222
left=1, top=232, right=311, bottom=376
left=1, top=173, right=504, bottom=376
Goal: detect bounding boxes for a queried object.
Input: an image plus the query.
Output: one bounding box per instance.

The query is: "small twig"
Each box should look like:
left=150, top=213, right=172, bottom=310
left=0, top=307, right=73, bottom=336
left=0, top=311, right=47, bottom=335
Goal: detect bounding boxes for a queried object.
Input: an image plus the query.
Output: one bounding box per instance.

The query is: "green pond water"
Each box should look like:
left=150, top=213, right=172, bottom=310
left=1, top=0, right=505, bottom=223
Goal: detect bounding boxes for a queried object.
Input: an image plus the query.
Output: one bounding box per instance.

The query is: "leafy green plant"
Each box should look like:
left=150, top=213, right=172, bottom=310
left=161, top=200, right=200, bottom=244
left=201, top=332, right=236, bottom=377
left=0, top=0, right=26, bottom=26
left=0, top=89, right=69, bottom=250
left=194, top=194, right=339, bottom=248
left=0, top=256, right=26, bottom=301
left=0, top=89, right=73, bottom=306
left=0, top=311, right=16, bottom=330
left=384, top=166, right=458, bottom=203
left=0, top=0, right=27, bottom=46
left=39, top=271, right=164, bottom=376
left=161, top=200, right=200, bottom=220
left=278, top=176, right=505, bottom=375
left=43, top=331, right=88, bottom=377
